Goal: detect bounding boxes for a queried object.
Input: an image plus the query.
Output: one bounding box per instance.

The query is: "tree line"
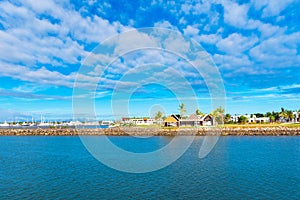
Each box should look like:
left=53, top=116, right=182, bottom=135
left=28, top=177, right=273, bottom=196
left=155, top=104, right=299, bottom=124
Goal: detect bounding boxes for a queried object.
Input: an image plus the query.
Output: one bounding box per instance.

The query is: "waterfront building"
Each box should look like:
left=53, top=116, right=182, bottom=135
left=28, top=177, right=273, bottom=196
left=164, top=115, right=179, bottom=127
left=130, top=118, right=155, bottom=126
left=248, top=115, right=270, bottom=123
left=200, top=114, right=214, bottom=126
left=293, top=111, right=299, bottom=123
left=180, top=114, right=214, bottom=126
left=121, top=117, right=131, bottom=124
left=165, top=114, right=214, bottom=127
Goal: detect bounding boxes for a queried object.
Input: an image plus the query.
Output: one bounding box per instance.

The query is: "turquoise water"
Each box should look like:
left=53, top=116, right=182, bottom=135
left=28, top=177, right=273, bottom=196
left=1, top=136, right=300, bottom=199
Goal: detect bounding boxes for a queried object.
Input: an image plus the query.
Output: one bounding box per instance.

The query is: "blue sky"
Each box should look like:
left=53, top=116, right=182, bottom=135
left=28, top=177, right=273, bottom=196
left=0, top=0, right=300, bottom=121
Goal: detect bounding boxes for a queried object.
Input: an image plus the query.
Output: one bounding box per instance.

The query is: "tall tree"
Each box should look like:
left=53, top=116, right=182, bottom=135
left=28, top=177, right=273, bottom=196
left=280, top=107, right=288, bottom=121
left=272, top=111, right=280, bottom=122
left=266, top=112, right=272, bottom=117
left=178, top=103, right=186, bottom=118
left=254, top=113, right=264, bottom=118
left=224, top=113, right=232, bottom=124
left=195, top=108, right=203, bottom=116
left=238, top=116, right=248, bottom=124
left=286, top=110, right=294, bottom=122
left=269, top=115, right=275, bottom=123
left=155, top=111, right=163, bottom=120
left=155, top=111, right=164, bottom=124
left=211, top=106, right=225, bottom=124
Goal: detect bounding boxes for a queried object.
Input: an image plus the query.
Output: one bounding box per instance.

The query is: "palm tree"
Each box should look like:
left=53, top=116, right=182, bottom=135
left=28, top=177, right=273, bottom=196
left=266, top=112, right=274, bottom=123
left=279, top=107, right=288, bottom=122
left=195, top=108, right=203, bottom=116
left=216, top=106, right=225, bottom=115
left=154, top=111, right=164, bottom=125
left=211, top=106, right=225, bottom=125
left=269, top=115, right=275, bottom=123
left=238, top=115, right=248, bottom=124
left=178, top=103, right=186, bottom=118
left=272, top=111, right=280, bottom=122
left=286, top=110, right=294, bottom=122
left=224, top=113, right=232, bottom=124
left=155, top=111, right=164, bottom=122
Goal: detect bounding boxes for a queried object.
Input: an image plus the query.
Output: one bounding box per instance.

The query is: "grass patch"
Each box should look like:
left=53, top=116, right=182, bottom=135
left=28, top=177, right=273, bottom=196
left=223, top=123, right=300, bottom=128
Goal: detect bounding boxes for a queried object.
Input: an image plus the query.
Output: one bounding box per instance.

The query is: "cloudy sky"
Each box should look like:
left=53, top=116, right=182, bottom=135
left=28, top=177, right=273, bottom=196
left=0, top=0, right=300, bottom=121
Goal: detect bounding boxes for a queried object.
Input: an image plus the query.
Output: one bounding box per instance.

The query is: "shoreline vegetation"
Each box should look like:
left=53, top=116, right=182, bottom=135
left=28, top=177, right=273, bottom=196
left=1, top=124, right=300, bottom=136
left=1, top=106, right=299, bottom=136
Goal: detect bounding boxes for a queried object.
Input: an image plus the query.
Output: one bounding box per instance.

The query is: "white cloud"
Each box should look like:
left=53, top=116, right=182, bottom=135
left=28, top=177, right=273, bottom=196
left=198, top=33, right=222, bottom=45
left=249, top=31, right=300, bottom=68
left=163, top=31, right=191, bottom=55
left=216, top=33, right=258, bottom=54
left=222, top=1, right=250, bottom=28
left=214, top=54, right=253, bottom=70
left=114, top=29, right=159, bottom=55
left=0, top=0, right=299, bottom=107
left=0, top=0, right=131, bottom=90
left=0, top=0, right=128, bottom=58
left=0, top=88, right=70, bottom=100
left=246, top=20, right=286, bottom=38
left=179, top=1, right=221, bottom=33
left=154, top=21, right=177, bottom=30
left=251, top=0, right=297, bottom=17
left=180, top=1, right=211, bottom=15
left=0, top=28, right=86, bottom=66
left=183, top=25, right=199, bottom=37
left=0, top=62, right=75, bottom=87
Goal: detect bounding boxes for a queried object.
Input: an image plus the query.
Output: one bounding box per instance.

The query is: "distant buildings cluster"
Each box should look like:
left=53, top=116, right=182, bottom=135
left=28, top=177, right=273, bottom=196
left=120, top=111, right=300, bottom=127
left=0, top=120, right=114, bottom=128
left=230, top=114, right=270, bottom=123
left=121, top=113, right=215, bottom=127
left=0, top=110, right=299, bottom=128
left=231, top=111, right=299, bottom=124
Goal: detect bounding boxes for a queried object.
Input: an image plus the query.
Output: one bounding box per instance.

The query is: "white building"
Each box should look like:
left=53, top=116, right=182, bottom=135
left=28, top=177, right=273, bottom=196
left=230, top=115, right=240, bottom=123
left=230, top=114, right=270, bottom=123
left=248, top=115, right=270, bottom=123
left=130, top=118, right=155, bottom=126
left=293, top=111, right=299, bottom=123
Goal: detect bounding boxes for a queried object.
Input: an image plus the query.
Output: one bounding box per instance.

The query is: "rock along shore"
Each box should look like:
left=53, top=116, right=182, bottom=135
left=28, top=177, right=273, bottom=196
left=0, top=126, right=300, bottom=136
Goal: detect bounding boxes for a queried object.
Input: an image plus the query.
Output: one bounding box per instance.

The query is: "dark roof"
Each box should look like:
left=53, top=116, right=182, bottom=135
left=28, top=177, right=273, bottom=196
left=200, top=114, right=213, bottom=121
left=180, top=114, right=201, bottom=122
left=164, top=116, right=178, bottom=123
left=171, top=114, right=180, bottom=121
left=187, top=114, right=201, bottom=120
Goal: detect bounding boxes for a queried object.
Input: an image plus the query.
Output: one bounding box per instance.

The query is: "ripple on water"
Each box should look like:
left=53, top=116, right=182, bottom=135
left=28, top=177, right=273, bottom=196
left=0, top=136, right=300, bottom=199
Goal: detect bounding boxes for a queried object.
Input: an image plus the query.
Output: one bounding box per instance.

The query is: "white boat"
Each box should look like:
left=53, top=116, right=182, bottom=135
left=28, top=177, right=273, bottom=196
left=30, top=122, right=37, bottom=126
left=67, top=121, right=82, bottom=126
left=22, top=122, right=29, bottom=126
left=0, top=121, right=10, bottom=127
left=13, top=123, right=21, bottom=127
left=100, top=121, right=114, bottom=128
left=39, top=114, right=50, bottom=127
left=39, top=122, right=50, bottom=127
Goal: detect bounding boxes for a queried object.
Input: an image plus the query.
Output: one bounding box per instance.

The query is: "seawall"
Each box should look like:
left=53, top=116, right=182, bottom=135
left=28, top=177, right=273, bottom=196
left=0, top=126, right=300, bottom=136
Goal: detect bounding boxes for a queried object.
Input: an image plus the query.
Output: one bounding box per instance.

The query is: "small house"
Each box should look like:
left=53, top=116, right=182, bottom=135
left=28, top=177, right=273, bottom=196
left=164, top=114, right=179, bottom=127
left=180, top=114, right=201, bottom=126
left=180, top=114, right=214, bottom=126
left=200, top=114, right=214, bottom=126
left=121, top=117, right=131, bottom=124
left=130, top=118, right=155, bottom=125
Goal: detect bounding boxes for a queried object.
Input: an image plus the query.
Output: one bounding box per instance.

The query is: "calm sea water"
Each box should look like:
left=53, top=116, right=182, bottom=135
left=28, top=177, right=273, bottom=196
left=1, top=136, right=299, bottom=199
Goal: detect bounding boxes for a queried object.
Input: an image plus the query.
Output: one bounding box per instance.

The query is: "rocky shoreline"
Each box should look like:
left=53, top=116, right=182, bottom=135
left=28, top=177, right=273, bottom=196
left=0, top=126, right=300, bottom=136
